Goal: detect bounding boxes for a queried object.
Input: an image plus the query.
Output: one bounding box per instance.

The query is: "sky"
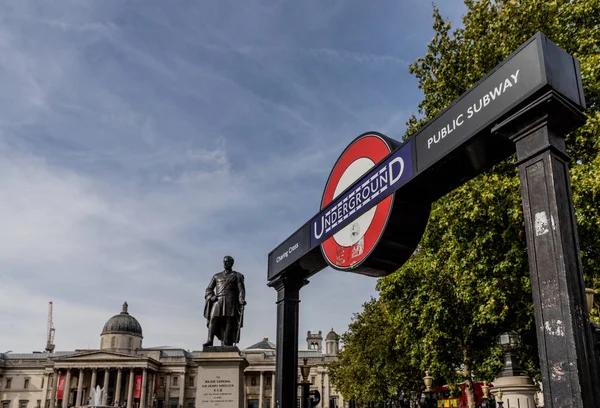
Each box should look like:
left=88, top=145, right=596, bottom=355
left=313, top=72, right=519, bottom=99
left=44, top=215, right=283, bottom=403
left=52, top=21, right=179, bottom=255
left=0, top=0, right=467, bottom=353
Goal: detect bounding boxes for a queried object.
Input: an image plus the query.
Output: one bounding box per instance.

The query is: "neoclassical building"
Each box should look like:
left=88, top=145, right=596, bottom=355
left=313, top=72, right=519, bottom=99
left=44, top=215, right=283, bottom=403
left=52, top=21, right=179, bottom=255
left=0, top=303, right=345, bottom=408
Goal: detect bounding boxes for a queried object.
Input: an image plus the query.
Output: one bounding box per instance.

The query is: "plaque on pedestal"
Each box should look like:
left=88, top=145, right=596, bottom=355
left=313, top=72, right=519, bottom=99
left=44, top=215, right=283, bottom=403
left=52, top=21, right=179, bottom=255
left=194, top=349, right=248, bottom=408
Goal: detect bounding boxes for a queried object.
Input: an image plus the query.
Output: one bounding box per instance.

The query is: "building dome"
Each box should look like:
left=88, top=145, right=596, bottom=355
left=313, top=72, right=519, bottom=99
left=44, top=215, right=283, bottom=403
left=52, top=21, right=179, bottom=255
left=326, top=328, right=339, bottom=341
left=101, top=302, right=143, bottom=337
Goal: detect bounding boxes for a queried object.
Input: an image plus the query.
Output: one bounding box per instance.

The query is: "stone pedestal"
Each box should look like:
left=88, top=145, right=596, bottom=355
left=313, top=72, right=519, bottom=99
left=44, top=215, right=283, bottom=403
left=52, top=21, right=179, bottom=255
left=491, top=375, right=539, bottom=408
left=194, top=349, right=249, bottom=408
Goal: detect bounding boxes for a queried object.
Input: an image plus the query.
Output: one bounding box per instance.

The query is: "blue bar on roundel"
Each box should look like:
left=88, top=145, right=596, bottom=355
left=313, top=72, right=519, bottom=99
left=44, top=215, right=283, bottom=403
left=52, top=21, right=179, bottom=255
left=310, top=142, right=413, bottom=248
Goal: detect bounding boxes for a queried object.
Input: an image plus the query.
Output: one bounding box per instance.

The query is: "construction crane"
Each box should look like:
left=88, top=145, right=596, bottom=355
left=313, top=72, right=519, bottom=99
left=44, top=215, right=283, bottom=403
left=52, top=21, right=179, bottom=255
left=45, top=301, right=55, bottom=353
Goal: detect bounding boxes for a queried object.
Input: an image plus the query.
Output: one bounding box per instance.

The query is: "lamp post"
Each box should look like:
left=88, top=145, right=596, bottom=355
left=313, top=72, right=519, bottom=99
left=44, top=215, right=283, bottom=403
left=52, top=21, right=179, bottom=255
left=496, top=389, right=504, bottom=408
left=298, top=358, right=311, bottom=408
left=419, top=371, right=436, bottom=408
left=497, top=332, right=524, bottom=377
left=480, top=381, right=490, bottom=408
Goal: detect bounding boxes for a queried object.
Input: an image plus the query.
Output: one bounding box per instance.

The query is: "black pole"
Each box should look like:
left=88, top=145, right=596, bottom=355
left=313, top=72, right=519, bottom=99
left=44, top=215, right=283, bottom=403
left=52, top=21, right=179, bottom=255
left=493, top=91, right=600, bottom=408
left=299, top=382, right=310, bottom=408
left=269, top=275, right=307, bottom=408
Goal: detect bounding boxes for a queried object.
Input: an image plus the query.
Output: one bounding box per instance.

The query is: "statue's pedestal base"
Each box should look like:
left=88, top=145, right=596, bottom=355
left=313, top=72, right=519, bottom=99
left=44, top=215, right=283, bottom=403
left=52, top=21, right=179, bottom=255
left=194, top=350, right=248, bottom=408
left=491, top=375, right=539, bottom=407
left=202, top=345, right=240, bottom=353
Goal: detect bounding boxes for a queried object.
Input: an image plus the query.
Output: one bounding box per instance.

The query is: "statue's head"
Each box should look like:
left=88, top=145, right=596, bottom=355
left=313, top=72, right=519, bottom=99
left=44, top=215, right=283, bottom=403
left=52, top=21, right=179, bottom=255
left=223, top=255, right=234, bottom=270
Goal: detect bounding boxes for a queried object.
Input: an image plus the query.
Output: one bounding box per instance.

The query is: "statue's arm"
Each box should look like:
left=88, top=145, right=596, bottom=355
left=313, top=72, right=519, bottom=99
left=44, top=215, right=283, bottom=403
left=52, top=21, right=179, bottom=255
left=205, top=276, right=216, bottom=300
left=238, top=273, right=246, bottom=305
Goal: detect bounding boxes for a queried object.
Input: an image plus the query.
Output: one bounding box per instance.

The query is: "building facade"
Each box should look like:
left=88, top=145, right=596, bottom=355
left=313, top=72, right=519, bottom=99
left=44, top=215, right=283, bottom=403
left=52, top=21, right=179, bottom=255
left=0, top=303, right=345, bottom=408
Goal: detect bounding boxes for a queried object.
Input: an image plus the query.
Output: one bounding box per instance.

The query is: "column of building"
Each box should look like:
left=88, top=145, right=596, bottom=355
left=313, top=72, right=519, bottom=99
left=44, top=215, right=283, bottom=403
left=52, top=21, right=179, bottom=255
left=76, top=369, right=84, bottom=406
left=40, top=372, right=50, bottom=408
left=147, top=371, right=155, bottom=408
left=178, top=370, right=186, bottom=408
left=259, top=372, right=264, bottom=408
left=271, top=372, right=275, bottom=407
left=127, top=370, right=135, bottom=408
left=101, top=369, right=110, bottom=405
left=90, top=369, right=97, bottom=392
left=49, top=370, right=59, bottom=408
left=323, top=372, right=330, bottom=408
left=164, top=373, right=171, bottom=408
left=140, top=370, right=148, bottom=408
left=62, top=369, right=72, bottom=408
left=115, top=369, right=123, bottom=405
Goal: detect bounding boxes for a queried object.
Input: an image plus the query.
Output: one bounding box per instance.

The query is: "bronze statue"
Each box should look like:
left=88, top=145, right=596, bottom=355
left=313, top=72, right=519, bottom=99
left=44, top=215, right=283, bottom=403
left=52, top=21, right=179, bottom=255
left=203, top=255, right=246, bottom=347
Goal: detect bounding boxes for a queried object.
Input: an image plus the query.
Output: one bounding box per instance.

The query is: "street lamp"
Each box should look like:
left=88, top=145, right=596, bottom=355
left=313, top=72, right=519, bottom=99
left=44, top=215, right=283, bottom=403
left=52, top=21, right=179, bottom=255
left=423, top=371, right=433, bottom=392
left=496, top=389, right=504, bottom=408
left=298, top=359, right=320, bottom=408
left=300, top=358, right=310, bottom=383
left=419, top=370, right=436, bottom=408
left=497, top=332, right=524, bottom=377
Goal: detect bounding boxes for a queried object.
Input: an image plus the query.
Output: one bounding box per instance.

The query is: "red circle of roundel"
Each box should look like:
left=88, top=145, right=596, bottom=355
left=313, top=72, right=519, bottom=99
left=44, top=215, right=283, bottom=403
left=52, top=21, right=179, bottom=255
left=320, top=133, right=394, bottom=270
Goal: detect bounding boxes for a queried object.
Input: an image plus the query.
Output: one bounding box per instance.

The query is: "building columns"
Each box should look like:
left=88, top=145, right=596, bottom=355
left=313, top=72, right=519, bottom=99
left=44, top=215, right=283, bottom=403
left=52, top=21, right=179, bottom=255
left=76, top=369, right=84, bottom=406
left=147, top=371, right=155, bottom=408
left=102, top=369, right=110, bottom=405
left=323, top=372, right=330, bottom=408
left=164, top=374, right=171, bottom=408
left=271, top=372, right=275, bottom=407
left=41, top=373, right=49, bottom=408
left=127, top=370, right=135, bottom=408
left=62, top=369, right=72, bottom=408
left=178, top=372, right=185, bottom=408
left=115, top=368, right=123, bottom=405
left=49, top=370, right=59, bottom=408
left=90, top=369, right=97, bottom=391
left=140, top=369, right=148, bottom=408
left=259, top=372, right=264, bottom=408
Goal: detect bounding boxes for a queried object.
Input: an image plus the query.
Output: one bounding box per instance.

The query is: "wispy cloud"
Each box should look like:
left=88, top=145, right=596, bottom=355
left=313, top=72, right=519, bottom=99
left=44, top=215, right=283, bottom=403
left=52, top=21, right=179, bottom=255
left=0, top=0, right=465, bottom=352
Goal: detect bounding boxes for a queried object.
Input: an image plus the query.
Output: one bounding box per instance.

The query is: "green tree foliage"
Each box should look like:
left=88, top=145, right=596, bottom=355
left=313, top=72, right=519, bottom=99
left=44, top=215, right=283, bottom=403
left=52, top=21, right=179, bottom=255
left=329, top=0, right=600, bottom=405
left=328, top=299, right=423, bottom=405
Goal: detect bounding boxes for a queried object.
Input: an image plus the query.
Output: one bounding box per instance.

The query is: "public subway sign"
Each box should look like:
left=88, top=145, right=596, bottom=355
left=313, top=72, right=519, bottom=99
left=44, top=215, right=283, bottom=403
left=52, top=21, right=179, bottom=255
left=268, top=32, right=586, bottom=281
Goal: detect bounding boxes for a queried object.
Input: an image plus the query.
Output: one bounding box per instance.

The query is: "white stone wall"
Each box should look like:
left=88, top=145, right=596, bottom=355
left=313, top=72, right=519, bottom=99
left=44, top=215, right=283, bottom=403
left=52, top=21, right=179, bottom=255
left=99, top=335, right=142, bottom=354
left=0, top=369, right=46, bottom=408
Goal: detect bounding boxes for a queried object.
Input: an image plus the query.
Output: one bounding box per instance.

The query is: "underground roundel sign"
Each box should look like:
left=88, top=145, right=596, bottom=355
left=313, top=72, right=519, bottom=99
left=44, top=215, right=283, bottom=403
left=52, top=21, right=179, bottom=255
left=319, top=133, right=397, bottom=270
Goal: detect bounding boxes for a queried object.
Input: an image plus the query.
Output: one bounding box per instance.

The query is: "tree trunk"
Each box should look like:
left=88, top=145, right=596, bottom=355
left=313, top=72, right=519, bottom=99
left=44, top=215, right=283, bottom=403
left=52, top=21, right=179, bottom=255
left=462, top=345, right=476, bottom=408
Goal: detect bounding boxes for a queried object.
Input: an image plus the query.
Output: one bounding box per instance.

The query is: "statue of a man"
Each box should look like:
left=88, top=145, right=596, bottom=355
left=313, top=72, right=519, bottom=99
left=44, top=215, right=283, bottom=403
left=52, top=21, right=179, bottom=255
left=203, top=255, right=246, bottom=347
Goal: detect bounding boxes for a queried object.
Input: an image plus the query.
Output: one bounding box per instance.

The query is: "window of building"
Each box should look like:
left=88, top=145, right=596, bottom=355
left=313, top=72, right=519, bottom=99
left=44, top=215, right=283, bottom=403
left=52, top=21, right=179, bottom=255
left=36, top=401, right=41, bottom=408
left=111, top=337, right=116, bottom=348
left=250, top=376, right=256, bottom=386
left=128, top=337, right=133, bottom=349
left=172, top=377, right=178, bottom=387
left=265, top=400, right=270, bottom=408
left=5, top=379, right=11, bottom=389
left=169, top=398, right=178, bottom=408
left=265, top=376, right=271, bottom=387
left=24, top=379, right=30, bottom=389
left=19, top=400, right=27, bottom=408
left=310, top=376, right=315, bottom=385
left=41, top=377, right=44, bottom=389
left=160, top=377, right=165, bottom=388
left=187, top=376, right=194, bottom=387
left=247, top=400, right=258, bottom=408
left=185, top=399, right=194, bottom=408
left=2, top=401, right=9, bottom=408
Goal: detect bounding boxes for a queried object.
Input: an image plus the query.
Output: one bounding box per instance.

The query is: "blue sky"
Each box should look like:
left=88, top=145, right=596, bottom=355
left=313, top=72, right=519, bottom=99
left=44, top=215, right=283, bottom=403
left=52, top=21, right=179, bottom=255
left=0, top=0, right=466, bottom=352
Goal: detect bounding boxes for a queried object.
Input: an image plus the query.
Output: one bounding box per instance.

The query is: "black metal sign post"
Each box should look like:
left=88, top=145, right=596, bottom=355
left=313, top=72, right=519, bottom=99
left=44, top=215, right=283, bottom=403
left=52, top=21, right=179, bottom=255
left=267, top=33, right=600, bottom=408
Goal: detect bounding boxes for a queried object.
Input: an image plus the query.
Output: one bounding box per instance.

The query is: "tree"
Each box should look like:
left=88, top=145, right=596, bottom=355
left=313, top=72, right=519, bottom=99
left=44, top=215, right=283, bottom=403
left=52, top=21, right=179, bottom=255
left=328, top=299, right=423, bottom=406
left=330, top=1, right=600, bottom=406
